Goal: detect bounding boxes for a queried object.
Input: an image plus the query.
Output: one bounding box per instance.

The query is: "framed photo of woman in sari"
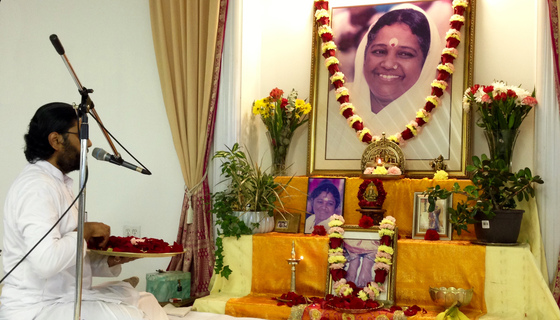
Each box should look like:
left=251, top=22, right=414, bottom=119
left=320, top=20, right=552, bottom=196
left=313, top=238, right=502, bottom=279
left=308, top=0, right=476, bottom=177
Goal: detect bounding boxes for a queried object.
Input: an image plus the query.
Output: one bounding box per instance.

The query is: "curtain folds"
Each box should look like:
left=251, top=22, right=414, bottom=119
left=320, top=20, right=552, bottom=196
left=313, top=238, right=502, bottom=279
left=149, top=0, right=228, bottom=297
left=549, top=0, right=560, bottom=108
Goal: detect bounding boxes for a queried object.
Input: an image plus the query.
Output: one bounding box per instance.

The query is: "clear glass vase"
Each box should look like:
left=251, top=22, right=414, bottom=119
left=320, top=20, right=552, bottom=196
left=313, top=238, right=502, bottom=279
left=266, top=131, right=291, bottom=176
left=483, top=129, right=519, bottom=171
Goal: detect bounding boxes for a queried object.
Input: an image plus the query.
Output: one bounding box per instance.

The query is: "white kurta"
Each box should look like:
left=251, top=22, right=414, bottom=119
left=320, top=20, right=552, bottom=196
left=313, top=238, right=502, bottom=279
left=0, top=161, right=166, bottom=320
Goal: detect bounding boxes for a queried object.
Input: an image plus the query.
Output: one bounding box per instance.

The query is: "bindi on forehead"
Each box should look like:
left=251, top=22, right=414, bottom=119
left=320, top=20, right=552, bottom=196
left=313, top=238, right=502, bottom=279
left=389, top=37, right=398, bottom=47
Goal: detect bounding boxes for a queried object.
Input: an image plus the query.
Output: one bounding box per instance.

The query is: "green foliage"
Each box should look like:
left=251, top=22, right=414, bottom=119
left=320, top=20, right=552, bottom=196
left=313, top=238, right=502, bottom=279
left=424, top=154, right=543, bottom=235
left=211, top=143, right=292, bottom=279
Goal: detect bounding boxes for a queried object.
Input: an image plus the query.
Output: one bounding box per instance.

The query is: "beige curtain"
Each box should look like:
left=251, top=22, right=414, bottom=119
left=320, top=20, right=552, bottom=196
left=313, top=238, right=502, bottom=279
left=149, top=0, right=228, bottom=297
left=549, top=0, right=560, bottom=108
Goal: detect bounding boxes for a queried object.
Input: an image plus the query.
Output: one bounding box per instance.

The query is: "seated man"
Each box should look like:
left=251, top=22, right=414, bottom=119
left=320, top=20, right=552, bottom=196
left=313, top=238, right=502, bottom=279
left=0, top=102, right=167, bottom=320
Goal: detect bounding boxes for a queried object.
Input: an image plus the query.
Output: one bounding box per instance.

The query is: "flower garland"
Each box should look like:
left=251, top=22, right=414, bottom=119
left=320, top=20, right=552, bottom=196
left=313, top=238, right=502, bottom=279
left=313, top=0, right=469, bottom=146
left=357, top=179, right=386, bottom=208
left=327, top=215, right=397, bottom=302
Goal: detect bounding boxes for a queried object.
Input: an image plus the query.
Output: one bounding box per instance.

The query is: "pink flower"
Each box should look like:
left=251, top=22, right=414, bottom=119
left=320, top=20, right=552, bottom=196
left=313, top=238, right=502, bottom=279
left=522, top=96, right=538, bottom=107
left=387, top=166, right=402, bottom=175
left=481, top=94, right=492, bottom=103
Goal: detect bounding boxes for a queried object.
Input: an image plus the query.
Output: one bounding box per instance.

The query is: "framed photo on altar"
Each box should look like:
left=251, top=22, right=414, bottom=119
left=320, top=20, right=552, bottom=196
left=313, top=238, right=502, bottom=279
left=412, top=191, right=452, bottom=240
left=304, top=177, right=346, bottom=234
left=273, top=212, right=301, bottom=233
left=307, top=0, right=476, bottom=177
left=327, top=226, right=397, bottom=306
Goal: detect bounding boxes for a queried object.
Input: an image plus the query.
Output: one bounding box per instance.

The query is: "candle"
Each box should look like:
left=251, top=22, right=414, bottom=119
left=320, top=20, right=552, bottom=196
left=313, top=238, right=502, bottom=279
left=377, top=158, right=383, bottom=167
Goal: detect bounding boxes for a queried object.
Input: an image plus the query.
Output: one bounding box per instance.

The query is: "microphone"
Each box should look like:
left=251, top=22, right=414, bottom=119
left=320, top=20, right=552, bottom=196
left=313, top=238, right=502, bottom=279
left=92, top=148, right=151, bottom=175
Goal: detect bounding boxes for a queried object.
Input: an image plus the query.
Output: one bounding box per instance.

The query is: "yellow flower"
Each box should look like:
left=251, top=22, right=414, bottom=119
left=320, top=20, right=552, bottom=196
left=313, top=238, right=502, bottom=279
left=373, top=166, right=388, bottom=175
left=434, top=170, right=449, bottom=180
left=357, top=291, right=369, bottom=301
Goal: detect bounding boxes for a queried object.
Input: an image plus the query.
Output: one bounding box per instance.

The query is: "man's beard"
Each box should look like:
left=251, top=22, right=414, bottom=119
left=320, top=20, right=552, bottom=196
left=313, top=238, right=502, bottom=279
left=56, top=138, right=81, bottom=174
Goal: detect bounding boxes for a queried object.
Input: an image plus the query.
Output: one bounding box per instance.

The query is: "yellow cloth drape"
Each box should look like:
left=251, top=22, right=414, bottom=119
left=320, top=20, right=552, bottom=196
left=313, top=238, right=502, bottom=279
left=395, top=240, right=486, bottom=316
left=149, top=0, right=227, bottom=296
left=276, top=177, right=476, bottom=240
left=224, top=233, right=329, bottom=319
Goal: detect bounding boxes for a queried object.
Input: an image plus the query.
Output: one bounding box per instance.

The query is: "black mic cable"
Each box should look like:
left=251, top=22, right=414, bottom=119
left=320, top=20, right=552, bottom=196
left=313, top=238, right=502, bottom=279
left=87, top=110, right=152, bottom=175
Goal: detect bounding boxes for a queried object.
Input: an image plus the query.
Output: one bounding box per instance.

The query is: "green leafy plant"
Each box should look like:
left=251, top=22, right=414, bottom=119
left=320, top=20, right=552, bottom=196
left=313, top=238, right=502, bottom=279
left=424, top=155, right=543, bottom=235
left=212, top=143, right=291, bottom=279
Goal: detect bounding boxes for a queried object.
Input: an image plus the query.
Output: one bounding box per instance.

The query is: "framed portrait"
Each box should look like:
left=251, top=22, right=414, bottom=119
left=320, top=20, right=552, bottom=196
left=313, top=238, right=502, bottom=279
left=308, top=0, right=476, bottom=177
left=412, top=191, right=452, bottom=239
left=304, top=177, right=346, bottom=234
left=273, top=212, right=301, bottom=233
left=327, top=226, right=397, bottom=306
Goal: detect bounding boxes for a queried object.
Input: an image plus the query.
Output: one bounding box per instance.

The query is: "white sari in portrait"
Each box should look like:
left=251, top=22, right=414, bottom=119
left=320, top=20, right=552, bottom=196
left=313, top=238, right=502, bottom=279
left=326, top=4, right=452, bottom=161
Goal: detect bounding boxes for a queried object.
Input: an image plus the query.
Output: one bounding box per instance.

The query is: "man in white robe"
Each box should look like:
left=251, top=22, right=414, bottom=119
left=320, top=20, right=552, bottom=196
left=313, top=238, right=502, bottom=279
left=0, top=102, right=168, bottom=320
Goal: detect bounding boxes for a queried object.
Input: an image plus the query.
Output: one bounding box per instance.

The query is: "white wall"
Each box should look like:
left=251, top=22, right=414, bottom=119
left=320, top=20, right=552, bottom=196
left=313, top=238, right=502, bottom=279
left=0, top=0, right=185, bottom=290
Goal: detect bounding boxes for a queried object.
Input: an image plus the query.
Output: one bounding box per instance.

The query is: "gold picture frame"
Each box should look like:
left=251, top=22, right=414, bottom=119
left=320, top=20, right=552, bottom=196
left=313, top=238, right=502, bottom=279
left=274, top=212, right=301, bottom=233
left=326, top=225, right=398, bottom=306
left=307, top=0, right=476, bottom=177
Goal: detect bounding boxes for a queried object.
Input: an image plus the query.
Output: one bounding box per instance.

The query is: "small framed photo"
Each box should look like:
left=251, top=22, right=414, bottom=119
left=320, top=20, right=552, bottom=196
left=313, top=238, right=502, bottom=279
left=304, top=178, right=346, bottom=234
left=412, top=192, right=452, bottom=240
left=327, top=226, right=397, bottom=306
left=273, top=212, right=301, bottom=233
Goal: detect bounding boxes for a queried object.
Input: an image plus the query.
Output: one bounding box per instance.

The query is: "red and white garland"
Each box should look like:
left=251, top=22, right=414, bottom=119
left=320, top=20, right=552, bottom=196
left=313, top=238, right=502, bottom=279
left=313, top=0, right=469, bottom=146
left=327, top=215, right=396, bottom=301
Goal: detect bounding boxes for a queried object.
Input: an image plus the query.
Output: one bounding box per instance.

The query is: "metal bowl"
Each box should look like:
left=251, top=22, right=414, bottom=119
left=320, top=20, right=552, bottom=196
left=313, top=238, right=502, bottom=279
left=429, top=287, right=473, bottom=308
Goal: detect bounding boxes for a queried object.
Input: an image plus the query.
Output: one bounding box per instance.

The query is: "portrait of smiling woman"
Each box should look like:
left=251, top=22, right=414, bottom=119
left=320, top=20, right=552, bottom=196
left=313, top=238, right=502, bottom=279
left=324, top=2, right=455, bottom=163
left=304, top=178, right=345, bottom=233
left=361, top=8, right=431, bottom=113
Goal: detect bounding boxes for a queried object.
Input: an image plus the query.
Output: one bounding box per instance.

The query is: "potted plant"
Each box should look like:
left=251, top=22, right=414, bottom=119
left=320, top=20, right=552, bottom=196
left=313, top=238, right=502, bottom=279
left=212, top=143, right=292, bottom=278
left=424, top=154, right=543, bottom=243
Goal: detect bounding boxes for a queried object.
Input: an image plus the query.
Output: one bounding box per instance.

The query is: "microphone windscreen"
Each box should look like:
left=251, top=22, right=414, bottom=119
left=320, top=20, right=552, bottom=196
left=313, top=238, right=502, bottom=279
left=92, top=148, right=107, bottom=161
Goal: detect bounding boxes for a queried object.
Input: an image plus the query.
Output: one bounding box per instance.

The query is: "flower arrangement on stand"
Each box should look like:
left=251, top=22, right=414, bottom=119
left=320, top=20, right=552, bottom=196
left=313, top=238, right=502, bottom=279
left=313, top=0, right=470, bottom=146
left=252, top=88, right=312, bottom=176
left=463, top=81, right=538, bottom=170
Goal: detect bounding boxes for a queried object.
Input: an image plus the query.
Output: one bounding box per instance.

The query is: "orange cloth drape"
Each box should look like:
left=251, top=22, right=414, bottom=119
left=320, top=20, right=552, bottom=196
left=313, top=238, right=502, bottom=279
left=225, top=233, right=329, bottom=319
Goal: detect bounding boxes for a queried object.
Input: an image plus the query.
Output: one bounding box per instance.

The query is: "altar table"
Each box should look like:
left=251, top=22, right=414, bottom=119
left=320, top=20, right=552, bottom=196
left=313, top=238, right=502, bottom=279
left=193, top=234, right=560, bottom=319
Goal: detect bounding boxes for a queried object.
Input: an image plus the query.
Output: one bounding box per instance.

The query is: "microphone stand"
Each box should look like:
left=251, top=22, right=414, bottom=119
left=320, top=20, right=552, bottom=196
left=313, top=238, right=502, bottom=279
left=49, top=34, right=110, bottom=320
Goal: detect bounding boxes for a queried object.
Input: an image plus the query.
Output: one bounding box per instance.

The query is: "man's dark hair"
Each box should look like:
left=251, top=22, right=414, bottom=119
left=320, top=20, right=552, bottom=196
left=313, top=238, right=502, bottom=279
left=24, top=102, right=77, bottom=163
left=366, top=8, right=431, bottom=64
left=309, top=179, right=341, bottom=210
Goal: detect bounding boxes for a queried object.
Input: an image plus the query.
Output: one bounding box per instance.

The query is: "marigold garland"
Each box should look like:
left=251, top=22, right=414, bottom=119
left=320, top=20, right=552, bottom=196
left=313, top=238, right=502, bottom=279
left=313, top=0, right=469, bottom=145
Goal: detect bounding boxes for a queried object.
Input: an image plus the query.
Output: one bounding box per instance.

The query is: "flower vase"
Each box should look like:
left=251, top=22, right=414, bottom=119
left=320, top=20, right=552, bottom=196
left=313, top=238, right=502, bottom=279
left=266, top=131, right=291, bottom=176
left=483, top=129, right=519, bottom=171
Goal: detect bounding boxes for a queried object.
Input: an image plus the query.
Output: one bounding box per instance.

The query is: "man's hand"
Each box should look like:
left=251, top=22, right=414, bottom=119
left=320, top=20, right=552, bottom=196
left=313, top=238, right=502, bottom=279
left=107, top=256, right=139, bottom=267
left=83, top=222, right=111, bottom=248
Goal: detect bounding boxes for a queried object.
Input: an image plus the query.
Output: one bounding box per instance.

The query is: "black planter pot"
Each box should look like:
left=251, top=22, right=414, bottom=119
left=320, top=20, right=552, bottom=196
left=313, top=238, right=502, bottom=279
left=474, top=209, right=524, bottom=244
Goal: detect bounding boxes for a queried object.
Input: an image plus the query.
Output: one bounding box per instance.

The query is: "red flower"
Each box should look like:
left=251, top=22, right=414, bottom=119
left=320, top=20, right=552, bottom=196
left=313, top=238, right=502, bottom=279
left=380, top=235, right=392, bottom=246
left=482, top=85, right=494, bottom=93
left=401, top=128, right=414, bottom=140
left=330, top=237, right=343, bottom=249
left=424, top=229, right=440, bottom=241
left=341, top=108, right=354, bottom=118
left=374, top=269, right=388, bottom=283
left=280, top=98, right=289, bottom=108
left=424, top=100, right=436, bottom=112
left=351, top=121, right=363, bottom=131
left=330, top=269, right=347, bottom=281
left=359, top=215, right=375, bottom=229
left=312, top=225, right=327, bottom=236
left=361, top=132, right=373, bottom=143
left=269, top=87, right=284, bottom=101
